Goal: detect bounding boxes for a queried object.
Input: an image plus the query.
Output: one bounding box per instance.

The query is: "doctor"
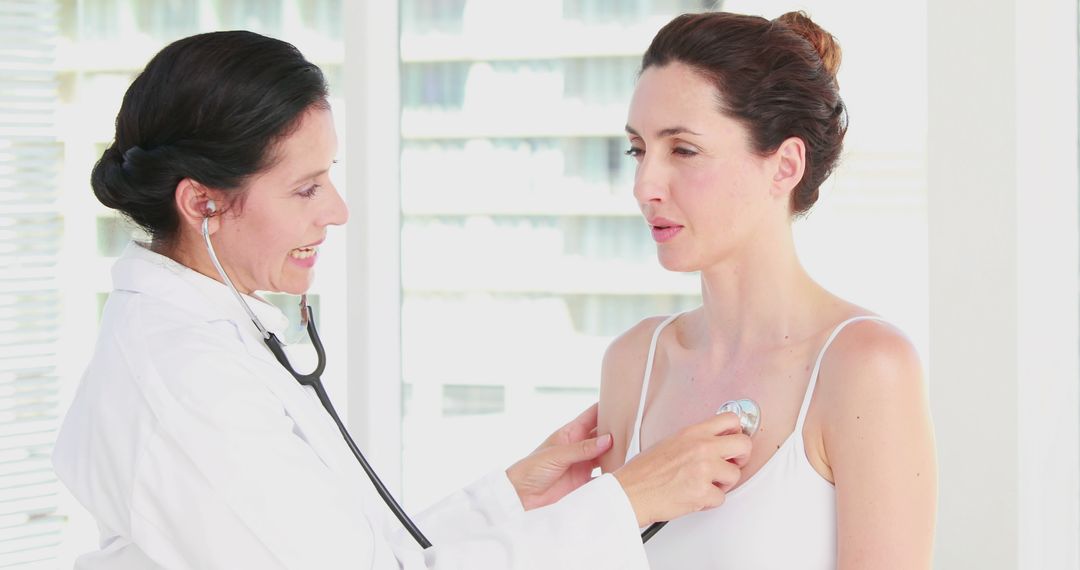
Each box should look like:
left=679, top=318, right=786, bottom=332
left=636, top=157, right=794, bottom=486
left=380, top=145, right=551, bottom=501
left=52, top=31, right=752, bottom=569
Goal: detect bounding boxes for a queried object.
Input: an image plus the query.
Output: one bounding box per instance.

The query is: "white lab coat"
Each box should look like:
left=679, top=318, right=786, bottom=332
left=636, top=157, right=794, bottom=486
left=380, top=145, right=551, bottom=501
left=53, top=242, right=648, bottom=569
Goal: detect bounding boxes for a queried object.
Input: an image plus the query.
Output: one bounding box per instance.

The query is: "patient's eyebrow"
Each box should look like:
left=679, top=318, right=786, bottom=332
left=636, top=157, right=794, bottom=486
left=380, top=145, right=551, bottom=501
left=625, top=125, right=703, bottom=138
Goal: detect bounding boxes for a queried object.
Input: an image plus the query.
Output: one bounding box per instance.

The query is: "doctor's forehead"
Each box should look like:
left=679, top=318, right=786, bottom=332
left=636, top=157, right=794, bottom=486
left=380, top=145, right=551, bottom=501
left=259, top=109, right=338, bottom=183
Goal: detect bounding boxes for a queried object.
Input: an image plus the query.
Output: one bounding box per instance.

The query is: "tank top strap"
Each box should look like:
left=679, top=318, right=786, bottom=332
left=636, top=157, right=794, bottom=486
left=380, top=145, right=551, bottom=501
left=628, top=313, right=681, bottom=455
left=795, top=315, right=887, bottom=430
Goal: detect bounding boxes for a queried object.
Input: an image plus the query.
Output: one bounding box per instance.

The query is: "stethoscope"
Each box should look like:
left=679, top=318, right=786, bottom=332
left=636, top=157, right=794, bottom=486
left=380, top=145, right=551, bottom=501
left=201, top=200, right=762, bottom=548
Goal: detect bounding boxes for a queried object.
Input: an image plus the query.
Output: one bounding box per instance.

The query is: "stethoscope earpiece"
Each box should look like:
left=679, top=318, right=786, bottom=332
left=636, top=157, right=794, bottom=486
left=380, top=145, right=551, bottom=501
left=716, top=398, right=762, bottom=438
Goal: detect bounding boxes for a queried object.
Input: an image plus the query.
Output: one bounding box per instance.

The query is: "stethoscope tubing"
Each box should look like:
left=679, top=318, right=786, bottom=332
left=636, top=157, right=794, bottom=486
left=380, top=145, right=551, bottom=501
left=642, top=521, right=666, bottom=542
left=263, top=315, right=432, bottom=548
left=299, top=348, right=433, bottom=549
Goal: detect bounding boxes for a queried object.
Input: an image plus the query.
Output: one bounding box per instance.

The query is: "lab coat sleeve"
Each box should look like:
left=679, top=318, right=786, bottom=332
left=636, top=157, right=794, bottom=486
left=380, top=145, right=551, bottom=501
left=405, top=470, right=525, bottom=541
left=390, top=471, right=649, bottom=569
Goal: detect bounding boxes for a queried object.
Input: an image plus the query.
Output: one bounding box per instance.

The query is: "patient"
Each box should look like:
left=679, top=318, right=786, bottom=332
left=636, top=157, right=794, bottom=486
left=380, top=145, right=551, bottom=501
left=598, top=11, right=937, bottom=569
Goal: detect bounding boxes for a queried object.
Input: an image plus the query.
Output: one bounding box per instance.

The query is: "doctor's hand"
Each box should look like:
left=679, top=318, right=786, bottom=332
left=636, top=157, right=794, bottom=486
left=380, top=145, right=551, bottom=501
left=506, top=403, right=612, bottom=511
left=613, top=412, right=751, bottom=527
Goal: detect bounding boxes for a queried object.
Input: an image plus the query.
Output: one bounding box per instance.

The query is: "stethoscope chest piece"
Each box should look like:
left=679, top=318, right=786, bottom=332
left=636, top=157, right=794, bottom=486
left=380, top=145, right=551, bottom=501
left=641, top=396, right=764, bottom=544
left=716, top=398, right=762, bottom=437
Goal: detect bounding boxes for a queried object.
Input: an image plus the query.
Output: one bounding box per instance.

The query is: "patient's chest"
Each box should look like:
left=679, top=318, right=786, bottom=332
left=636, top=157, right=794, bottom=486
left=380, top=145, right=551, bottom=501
left=638, top=339, right=827, bottom=491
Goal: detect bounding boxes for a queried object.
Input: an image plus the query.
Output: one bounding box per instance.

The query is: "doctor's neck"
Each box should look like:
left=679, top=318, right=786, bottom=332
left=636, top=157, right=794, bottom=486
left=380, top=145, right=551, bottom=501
left=152, top=235, right=258, bottom=297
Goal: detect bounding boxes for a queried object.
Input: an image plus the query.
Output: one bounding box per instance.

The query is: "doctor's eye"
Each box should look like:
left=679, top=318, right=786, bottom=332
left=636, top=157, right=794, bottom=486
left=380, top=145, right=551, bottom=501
left=297, top=184, right=321, bottom=198
left=624, top=147, right=644, bottom=159
left=673, top=147, right=698, bottom=157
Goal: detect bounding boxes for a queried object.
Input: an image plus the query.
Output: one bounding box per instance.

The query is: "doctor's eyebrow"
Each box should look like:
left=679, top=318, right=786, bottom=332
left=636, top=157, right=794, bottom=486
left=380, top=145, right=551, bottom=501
left=625, top=125, right=704, bottom=138
left=288, top=160, right=338, bottom=186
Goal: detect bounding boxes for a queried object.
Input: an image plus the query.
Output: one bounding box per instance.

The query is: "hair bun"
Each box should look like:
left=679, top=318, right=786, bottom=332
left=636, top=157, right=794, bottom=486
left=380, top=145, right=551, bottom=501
left=775, top=11, right=841, bottom=78
left=90, top=144, right=133, bottom=211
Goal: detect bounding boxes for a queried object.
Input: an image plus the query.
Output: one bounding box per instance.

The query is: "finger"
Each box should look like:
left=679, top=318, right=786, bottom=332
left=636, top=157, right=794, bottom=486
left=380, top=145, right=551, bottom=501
left=687, top=411, right=741, bottom=437
left=714, top=412, right=743, bottom=435
left=701, top=483, right=728, bottom=510
left=548, top=433, right=613, bottom=468
left=718, top=433, right=753, bottom=466
left=595, top=432, right=613, bottom=454
left=711, top=461, right=742, bottom=492
left=545, top=402, right=601, bottom=448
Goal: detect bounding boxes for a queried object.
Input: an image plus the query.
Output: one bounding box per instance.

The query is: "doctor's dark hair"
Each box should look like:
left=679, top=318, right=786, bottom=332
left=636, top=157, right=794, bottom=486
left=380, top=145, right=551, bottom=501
left=641, top=11, right=847, bottom=216
left=91, top=30, right=329, bottom=244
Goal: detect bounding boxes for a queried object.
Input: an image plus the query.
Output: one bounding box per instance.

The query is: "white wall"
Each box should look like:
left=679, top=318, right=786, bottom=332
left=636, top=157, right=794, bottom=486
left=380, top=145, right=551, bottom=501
left=928, top=0, right=1079, bottom=567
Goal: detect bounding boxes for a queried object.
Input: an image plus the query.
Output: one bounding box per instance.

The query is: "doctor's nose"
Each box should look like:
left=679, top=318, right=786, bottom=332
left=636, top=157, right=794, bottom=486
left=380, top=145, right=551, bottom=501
left=322, top=183, right=349, bottom=226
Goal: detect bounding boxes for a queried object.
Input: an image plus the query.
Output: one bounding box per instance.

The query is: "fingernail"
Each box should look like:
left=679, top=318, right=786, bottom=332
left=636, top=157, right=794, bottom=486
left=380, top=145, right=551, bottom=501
left=596, top=433, right=612, bottom=449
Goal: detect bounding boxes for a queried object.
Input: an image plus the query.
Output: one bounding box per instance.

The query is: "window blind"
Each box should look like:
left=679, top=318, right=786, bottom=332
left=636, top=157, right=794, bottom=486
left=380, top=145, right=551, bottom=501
left=0, top=0, right=65, bottom=567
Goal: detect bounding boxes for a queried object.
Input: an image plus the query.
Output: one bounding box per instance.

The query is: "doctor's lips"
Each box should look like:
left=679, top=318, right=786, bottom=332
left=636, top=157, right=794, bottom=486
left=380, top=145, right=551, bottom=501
left=289, top=240, right=322, bottom=261
left=648, top=217, right=683, bottom=243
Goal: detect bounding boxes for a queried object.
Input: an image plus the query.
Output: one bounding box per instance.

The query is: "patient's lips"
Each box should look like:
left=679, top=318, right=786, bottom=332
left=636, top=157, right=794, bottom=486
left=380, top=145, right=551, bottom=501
left=648, top=216, right=683, bottom=243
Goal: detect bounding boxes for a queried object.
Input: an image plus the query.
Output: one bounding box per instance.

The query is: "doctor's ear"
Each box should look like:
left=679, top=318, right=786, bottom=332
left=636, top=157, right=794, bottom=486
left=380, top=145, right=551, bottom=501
left=769, top=137, right=807, bottom=199
left=173, top=178, right=223, bottom=233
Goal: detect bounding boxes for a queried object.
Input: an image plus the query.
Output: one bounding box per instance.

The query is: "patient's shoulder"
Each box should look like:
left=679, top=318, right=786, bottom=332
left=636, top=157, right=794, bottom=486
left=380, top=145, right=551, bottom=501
left=602, top=315, right=670, bottom=374
left=815, top=317, right=926, bottom=432
left=598, top=314, right=676, bottom=471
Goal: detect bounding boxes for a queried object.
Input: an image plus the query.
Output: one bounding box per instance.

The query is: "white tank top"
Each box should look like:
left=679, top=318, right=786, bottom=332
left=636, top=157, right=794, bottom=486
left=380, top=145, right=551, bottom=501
left=624, top=314, right=884, bottom=569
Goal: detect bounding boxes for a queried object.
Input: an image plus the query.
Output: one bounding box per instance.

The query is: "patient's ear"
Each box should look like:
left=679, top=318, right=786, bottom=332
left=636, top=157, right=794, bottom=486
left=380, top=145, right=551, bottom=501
left=769, top=136, right=807, bottom=200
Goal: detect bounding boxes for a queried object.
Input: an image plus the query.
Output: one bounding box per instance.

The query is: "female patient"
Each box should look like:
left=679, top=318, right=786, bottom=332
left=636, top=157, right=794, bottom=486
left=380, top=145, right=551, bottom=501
left=598, top=11, right=937, bottom=569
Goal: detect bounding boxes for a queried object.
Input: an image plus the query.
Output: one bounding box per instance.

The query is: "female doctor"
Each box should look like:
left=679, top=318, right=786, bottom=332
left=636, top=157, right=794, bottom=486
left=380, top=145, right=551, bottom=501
left=51, top=31, right=752, bottom=569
